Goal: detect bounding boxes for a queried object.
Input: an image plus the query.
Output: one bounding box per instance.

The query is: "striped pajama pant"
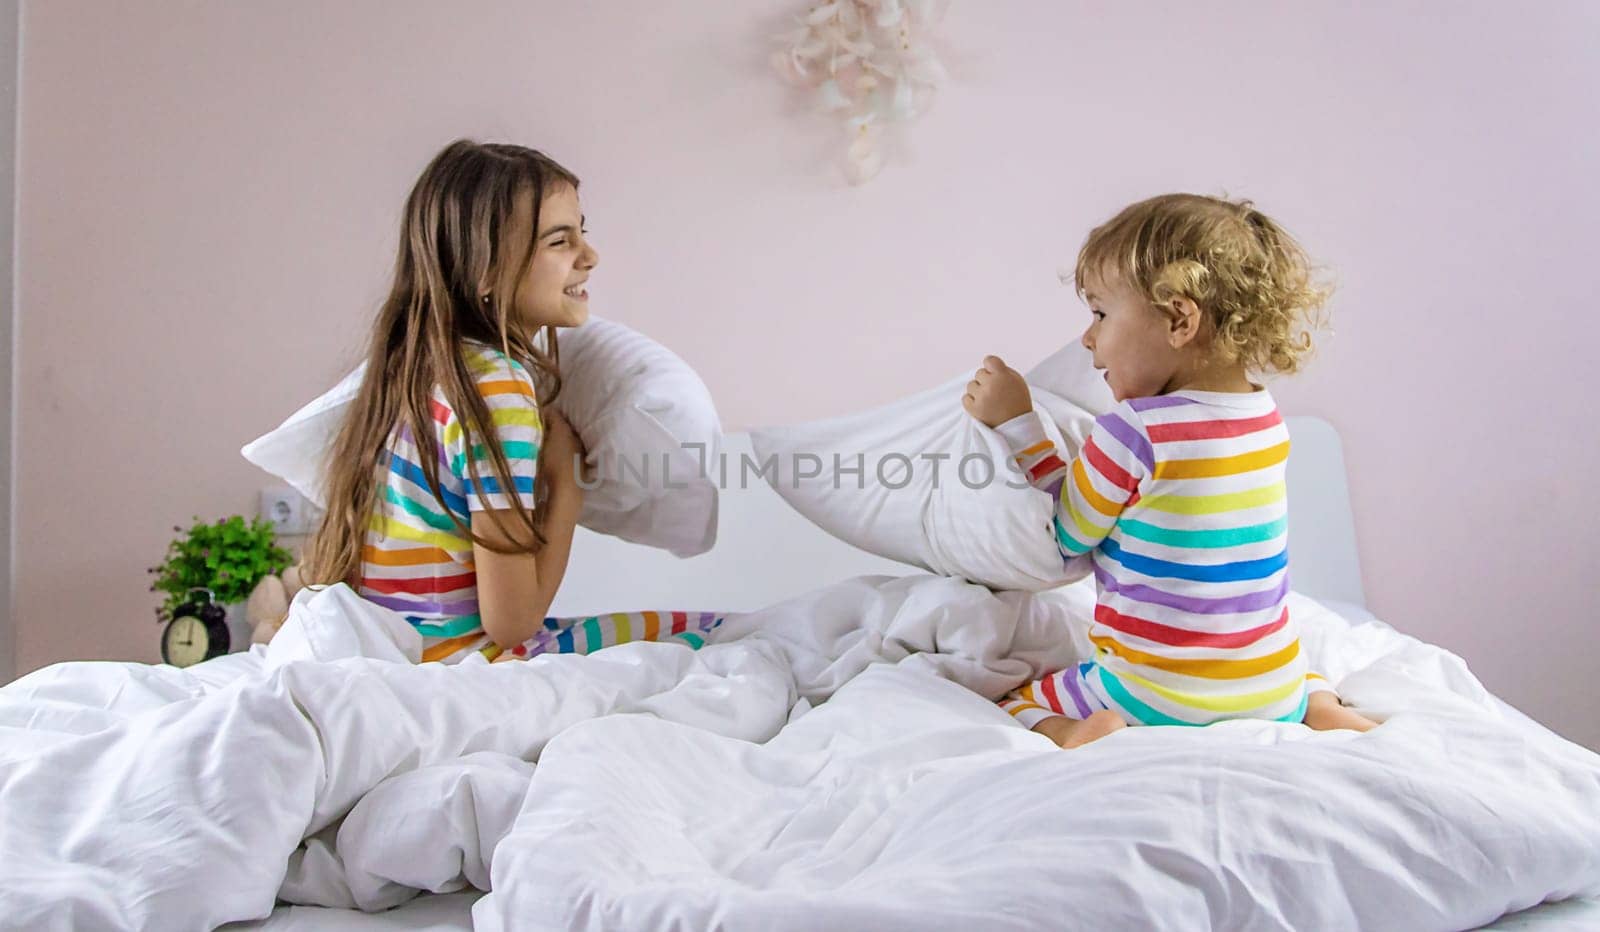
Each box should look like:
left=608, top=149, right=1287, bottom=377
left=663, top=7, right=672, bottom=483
left=999, top=661, right=1331, bottom=728
left=489, top=610, right=728, bottom=663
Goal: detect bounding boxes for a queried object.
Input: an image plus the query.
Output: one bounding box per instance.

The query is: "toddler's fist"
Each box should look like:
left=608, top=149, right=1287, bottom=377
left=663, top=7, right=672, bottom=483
left=962, top=355, right=1033, bottom=428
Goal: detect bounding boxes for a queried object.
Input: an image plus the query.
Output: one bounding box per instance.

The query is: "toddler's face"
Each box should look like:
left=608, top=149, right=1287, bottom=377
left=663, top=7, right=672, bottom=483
left=1079, top=271, right=1182, bottom=401
left=508, top=183, right=599, bottom=330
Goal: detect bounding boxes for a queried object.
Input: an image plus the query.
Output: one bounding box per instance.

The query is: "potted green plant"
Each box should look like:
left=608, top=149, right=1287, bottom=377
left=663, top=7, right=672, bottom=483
left=148, top=515, right=294, bottom=652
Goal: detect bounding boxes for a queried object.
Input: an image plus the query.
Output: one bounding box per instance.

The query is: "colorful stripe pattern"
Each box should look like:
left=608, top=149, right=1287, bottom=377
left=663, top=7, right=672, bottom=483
left=357, top=343, right=544, bottom=664
left=491, top=610, right=728, bottom=662
left=995, top=388, right=1333, bottom=727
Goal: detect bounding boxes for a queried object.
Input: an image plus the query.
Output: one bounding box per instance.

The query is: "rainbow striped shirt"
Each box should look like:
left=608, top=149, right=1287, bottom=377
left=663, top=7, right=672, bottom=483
left=997, top=388, right=1326, bottom=726
left=358, top=343, right=542, bottom=664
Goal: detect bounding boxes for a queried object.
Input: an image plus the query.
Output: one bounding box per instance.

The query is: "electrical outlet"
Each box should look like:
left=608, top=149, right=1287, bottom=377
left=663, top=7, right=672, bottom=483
left=259, top=486, right=316, bottom=536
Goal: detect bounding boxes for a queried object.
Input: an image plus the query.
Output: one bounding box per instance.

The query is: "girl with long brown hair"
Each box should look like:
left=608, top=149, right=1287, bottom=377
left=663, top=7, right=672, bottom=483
left=301, top=139, right=594, bottom=663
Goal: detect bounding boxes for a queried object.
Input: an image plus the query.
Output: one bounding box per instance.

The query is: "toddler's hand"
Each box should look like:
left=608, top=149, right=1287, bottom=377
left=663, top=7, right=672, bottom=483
left=962, top=355, right=1033, bottom=428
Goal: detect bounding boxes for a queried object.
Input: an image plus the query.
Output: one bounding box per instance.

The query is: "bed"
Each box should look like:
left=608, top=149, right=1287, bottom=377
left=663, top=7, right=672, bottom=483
left=4, top=420, right=1598, bottom=931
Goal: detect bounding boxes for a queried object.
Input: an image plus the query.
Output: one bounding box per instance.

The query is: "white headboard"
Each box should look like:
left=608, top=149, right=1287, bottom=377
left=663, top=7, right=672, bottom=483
left=548, top=433, right=914, bottom=615
left=548, top=417, right=1366, bottom=616
left=1280, top=416, right=1368, bottom=609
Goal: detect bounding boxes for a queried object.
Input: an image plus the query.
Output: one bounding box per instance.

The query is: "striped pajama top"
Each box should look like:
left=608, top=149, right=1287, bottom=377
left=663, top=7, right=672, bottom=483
left=996, top=387, right=1322, bottom=725
left=357, top=342, right=542, bottom=664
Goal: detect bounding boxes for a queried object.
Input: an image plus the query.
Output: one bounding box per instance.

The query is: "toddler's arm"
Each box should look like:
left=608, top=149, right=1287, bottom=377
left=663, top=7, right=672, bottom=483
left=994, top=406, right=1148, bottom=565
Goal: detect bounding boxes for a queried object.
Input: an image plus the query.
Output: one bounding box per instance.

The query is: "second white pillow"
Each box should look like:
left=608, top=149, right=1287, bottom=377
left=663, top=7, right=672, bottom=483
left=748, top=364, right=1100, bottom=592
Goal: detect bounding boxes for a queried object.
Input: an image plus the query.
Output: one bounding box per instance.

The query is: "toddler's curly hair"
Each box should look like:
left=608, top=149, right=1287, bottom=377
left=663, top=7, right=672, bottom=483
left=1073, top=194, right=1332, bottom=375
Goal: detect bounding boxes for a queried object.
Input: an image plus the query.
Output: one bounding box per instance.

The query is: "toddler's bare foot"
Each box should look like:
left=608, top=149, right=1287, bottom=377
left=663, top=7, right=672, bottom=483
left=1304, top=691, right=1379, bottom=733
left=1033, top=710, right=1127, bottom=749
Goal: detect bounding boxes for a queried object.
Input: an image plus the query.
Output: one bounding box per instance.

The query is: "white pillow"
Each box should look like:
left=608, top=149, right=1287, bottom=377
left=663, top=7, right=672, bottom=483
left=240, top=367, right=364, bottom=509
left=748, top=363, right=1101, bottom=592
left=1024, top=340, right=1116, bottom=416
left=241, top=317, right=721, bottom=558
left=555, top=317, right=722, bottom=557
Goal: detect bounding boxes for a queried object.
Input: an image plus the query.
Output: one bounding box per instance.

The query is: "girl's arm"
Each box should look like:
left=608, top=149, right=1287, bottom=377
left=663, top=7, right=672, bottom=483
left=473, top=411, right=585, bottom=649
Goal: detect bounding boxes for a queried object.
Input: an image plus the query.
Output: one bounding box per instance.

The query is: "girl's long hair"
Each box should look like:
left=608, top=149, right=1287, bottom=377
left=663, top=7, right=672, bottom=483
left=302, top=140, right=579, bottom=588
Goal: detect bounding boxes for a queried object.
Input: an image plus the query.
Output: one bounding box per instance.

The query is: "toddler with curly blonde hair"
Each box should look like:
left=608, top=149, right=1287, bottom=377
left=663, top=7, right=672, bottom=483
left=964, top=194, right=1378, bottom=749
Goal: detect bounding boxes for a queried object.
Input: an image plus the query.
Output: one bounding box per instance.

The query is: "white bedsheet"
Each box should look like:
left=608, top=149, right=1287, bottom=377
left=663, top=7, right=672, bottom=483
left=2, top=577, right=1597, bottom=931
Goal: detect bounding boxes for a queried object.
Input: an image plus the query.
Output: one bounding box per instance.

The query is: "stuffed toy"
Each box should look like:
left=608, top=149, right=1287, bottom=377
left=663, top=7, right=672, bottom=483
left=245, top=564, right=306, bottom=644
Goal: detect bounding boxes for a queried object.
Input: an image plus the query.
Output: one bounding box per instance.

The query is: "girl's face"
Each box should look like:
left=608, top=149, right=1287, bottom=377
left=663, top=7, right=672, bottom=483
left=1079, top=270, right=1185, bottom=402
left=510, top=183, right=598, bottom=329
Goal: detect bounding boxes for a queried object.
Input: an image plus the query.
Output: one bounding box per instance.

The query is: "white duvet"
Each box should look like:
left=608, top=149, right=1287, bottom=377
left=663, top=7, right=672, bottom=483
left=1, top=577, right=1596, bottom=931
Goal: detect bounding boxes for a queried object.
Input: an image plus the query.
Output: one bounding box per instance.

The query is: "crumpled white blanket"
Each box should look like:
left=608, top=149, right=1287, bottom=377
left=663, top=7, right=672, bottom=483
left=1, top=577, right=1596, bottom=932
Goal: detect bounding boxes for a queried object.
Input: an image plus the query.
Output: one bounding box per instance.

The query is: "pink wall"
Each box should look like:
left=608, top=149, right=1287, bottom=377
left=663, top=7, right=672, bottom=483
left=13, top=2, right=1599, bottom=747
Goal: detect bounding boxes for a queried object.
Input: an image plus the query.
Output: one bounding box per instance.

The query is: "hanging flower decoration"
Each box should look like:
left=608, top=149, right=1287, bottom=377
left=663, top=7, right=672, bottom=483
left=771, top=0, right=951, bottom=185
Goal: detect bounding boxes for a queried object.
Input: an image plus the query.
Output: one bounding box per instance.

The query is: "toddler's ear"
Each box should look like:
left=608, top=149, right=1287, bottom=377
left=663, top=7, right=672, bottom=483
left=1166, top=297, right=1204, bottom=348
